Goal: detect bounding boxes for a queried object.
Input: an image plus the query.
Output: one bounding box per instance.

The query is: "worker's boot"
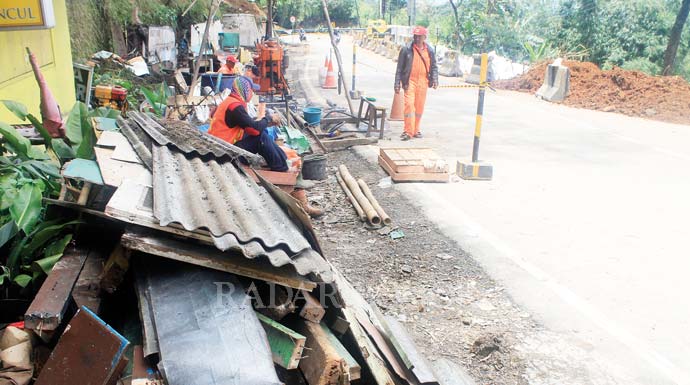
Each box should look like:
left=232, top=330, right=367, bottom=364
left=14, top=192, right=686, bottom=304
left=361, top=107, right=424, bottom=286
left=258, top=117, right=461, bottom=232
left=290, top=189, right=323, bottom=218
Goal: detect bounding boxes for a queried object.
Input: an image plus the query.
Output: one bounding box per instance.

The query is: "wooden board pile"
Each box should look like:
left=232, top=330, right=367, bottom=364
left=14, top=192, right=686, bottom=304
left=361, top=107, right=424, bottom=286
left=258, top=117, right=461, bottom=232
left=379, top=148, right=450, bottom=183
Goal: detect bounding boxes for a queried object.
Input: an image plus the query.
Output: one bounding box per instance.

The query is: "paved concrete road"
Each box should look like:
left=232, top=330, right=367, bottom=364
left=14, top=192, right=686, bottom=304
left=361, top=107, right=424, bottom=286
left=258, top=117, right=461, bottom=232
left=294, top=34, right=690, bottom=384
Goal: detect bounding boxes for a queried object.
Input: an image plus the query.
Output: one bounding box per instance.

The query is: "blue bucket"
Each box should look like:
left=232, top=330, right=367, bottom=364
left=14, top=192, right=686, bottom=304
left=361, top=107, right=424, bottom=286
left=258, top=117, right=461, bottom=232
left=303, top=107, right=322, bottom=125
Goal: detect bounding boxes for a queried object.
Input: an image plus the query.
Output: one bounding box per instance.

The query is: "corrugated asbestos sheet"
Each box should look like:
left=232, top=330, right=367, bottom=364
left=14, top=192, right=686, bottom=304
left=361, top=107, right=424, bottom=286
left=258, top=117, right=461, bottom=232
left=153, top=144, right=310, bottom=252
left=128, top=111, right=264, bottom=165
left=151, top=144, right=332, bottom=281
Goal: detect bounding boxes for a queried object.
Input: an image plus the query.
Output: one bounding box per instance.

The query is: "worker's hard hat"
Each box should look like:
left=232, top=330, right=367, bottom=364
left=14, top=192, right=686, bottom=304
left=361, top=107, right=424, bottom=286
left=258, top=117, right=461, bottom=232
left=412, top=26, right=428, bottom=36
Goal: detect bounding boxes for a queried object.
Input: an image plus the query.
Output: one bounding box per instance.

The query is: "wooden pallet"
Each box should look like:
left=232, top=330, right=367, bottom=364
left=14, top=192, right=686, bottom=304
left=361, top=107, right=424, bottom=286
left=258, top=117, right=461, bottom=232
left=379, top=147, right=449, bottom=183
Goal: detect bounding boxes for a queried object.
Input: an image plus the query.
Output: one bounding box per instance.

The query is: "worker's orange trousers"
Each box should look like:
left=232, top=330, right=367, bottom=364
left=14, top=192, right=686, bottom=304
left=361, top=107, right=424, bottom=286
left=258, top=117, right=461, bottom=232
left=403, top=77, right=428, bottom=137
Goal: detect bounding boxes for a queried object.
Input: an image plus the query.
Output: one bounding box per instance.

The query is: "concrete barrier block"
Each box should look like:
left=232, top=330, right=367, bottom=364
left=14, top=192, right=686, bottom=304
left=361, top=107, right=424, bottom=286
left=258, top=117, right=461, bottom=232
left=536, top=64, right=570, bottom=102
left=465, top=54, right=495, bottom=84
left=439, top=50, right=463, bottom=77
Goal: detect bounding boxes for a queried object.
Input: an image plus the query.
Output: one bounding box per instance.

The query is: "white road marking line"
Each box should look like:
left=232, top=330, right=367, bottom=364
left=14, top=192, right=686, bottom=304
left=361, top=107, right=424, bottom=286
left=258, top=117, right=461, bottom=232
left=414, top=183, right=689, bottom=384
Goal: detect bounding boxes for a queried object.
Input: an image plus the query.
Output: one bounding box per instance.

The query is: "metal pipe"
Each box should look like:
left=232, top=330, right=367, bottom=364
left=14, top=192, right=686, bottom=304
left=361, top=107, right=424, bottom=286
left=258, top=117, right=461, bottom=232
left=357, top=178, right=391, bottom=225
left=352, top=44, right=357, bottom=92
left=338, top=165, right=380, bottom=225
left=336, top=172, right=365, bottom=221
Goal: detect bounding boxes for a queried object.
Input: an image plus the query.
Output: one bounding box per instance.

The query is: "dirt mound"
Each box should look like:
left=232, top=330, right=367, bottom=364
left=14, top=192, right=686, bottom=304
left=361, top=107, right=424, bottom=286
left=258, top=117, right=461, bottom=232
left=223, top=0, right=265, bottom=17
left=494, top=60, right=690, bottom=125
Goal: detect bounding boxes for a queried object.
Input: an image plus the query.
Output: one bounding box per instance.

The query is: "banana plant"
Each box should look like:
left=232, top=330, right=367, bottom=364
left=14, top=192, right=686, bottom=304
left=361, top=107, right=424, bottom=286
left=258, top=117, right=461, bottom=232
left=0, top=100, right=94, bottom=292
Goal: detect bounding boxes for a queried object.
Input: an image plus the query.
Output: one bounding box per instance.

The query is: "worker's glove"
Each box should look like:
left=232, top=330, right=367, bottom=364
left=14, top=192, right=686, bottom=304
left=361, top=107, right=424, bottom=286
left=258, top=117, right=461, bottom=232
left=432, top=80, right=438, bottom=89
left=394, top=84, right=401, bottom=93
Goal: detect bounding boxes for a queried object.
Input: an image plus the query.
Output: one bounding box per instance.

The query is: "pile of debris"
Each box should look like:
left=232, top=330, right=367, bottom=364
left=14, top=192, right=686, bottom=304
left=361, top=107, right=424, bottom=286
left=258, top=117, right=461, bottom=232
left=494, top=60, right=690, bottom=125
left=2, top=109, right=463, bottom=384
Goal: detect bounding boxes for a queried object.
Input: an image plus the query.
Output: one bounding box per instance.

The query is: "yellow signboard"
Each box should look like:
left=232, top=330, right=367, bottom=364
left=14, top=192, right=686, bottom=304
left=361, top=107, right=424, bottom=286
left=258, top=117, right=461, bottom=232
left=0, top=0, right=55, bottom=30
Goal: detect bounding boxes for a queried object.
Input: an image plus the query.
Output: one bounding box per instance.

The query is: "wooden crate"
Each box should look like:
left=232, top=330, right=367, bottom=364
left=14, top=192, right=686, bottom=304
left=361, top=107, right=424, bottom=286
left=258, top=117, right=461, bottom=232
left=379, top=148, right=449, bottom=183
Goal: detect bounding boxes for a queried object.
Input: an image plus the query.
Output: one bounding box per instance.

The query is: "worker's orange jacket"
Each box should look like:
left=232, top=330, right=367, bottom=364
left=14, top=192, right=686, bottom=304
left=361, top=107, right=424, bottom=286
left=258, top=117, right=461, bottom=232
left=208, top=94, right=246, bottom=144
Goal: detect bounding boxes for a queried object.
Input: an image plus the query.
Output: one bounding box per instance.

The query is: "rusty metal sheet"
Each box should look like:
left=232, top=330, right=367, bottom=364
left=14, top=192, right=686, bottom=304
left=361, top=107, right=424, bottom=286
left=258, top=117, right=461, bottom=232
left=128, top=111, right=264, bottom=165
left=143, top=258, right=281, bottom=385
left=152, top=144, right=312, bottom=255
left=25, top=246, right=88, bottom=331
left=34, top=306, right=130, bottom=385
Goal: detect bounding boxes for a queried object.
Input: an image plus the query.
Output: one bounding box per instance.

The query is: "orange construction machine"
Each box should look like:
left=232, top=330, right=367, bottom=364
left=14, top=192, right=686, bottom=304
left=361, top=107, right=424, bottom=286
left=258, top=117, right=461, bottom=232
left=254, top=40, right=289, bottom=95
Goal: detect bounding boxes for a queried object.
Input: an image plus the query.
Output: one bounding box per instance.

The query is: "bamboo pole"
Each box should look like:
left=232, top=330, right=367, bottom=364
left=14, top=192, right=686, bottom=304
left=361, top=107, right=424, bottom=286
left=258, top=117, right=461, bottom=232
left=337, top=172, right=365, bottom=221
left=188, top=0, right=220, bottom=96
left=338, top=165, right=380, bottom=225
left=321, top=0, right=354, bottom=115
left=357, top=178, right=391, bottom=225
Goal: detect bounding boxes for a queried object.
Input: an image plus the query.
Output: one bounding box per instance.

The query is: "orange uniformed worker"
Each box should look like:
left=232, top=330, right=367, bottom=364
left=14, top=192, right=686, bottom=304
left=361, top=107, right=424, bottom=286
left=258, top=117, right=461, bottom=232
left=218, top=54, right=238, bottom=74
left=394, top=26, right=438, bottom=141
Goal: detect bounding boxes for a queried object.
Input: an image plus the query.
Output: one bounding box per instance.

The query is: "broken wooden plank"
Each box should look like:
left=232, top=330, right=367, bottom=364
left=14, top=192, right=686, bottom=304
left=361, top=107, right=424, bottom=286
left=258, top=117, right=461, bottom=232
left=132, top=345, right=163, bottom=385
left=321, top=323, right=362, bottom=381
left=34, top=306, right=130, bottom=385
left=120, top=229, right=317, bottom=290
left=299, top=291, right=326, bottom=323
left=331, top=265, right=396, bottom=385
left=71, top=248, right=107, bottom=314
left=256, top=284, right=297, bottom=321
left=25, top=246, right=88, bottom=332
left=294, top=320, right=347, bottom=385
left=144, top=259, right=280, bottom=385
left=100, top=244, right=131, bottom=294
left=384, top=316, right=438, bottom=384
left=256, top=313, right=306, bottom=370
left=322, top=137, right=378, bottom=151
left=356, top=311, right=416, bottom=383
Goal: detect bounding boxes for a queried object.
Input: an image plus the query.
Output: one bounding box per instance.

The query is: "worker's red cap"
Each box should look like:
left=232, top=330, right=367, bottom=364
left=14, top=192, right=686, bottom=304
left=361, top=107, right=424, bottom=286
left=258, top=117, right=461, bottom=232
left=226, top=55, right=238, bottom=63
left=412, top=26, right=428, bottom=36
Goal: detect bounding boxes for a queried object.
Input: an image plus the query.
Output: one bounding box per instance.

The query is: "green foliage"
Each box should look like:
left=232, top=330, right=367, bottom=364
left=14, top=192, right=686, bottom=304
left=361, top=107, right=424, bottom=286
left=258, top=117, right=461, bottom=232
left=140, top=82, right=170, bottom=117
left=410, top=0, right=690, bottom=79
left=66, top=102, right=97, bottom=159
left=0, top=100, right=94, bottom=294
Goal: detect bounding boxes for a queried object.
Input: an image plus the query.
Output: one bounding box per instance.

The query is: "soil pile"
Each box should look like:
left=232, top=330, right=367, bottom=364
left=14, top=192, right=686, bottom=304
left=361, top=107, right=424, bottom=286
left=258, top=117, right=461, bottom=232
left=223, top=0, right=265, bottom=17
left=494, top=60, right=690, bottom=125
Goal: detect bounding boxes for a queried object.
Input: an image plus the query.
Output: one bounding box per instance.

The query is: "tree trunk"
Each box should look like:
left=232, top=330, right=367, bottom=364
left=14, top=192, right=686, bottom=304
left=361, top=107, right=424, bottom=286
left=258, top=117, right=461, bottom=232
left=662, top=0, right=690, bottom=75
left=448, top=0, right=461, bottom=50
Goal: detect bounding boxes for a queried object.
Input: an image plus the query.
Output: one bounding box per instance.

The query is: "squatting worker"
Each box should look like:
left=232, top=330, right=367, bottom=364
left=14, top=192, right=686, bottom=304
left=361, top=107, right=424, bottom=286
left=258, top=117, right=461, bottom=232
left=208, top=76, right=288, bottom=171
left=218, top=54, right=238, bottom=74
left=394, top=26, right=439, bottom=141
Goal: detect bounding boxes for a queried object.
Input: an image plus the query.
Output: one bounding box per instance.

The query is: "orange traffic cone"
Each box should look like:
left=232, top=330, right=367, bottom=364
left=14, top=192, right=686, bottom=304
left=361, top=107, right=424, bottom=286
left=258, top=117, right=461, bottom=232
left=388, top=88, right=404, bottom=120
left=319, top=55, right=328, bottom=87
left=322, top=58, right=337, bottom=89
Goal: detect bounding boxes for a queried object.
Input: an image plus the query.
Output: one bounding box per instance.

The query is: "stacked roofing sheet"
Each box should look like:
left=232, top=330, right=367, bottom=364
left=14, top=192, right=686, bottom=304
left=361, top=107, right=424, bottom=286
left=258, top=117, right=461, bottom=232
left=120, top=113, right=332, bottom=282
left=128, top=111, right=265, bottom=165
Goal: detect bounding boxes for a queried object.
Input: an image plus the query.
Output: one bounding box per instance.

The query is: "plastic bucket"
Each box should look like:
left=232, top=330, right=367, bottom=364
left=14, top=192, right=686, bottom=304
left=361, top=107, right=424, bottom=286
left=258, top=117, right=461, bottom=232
left=303, top=107, right=322, bottom=125
left=302, top=154, right=327, bottom=180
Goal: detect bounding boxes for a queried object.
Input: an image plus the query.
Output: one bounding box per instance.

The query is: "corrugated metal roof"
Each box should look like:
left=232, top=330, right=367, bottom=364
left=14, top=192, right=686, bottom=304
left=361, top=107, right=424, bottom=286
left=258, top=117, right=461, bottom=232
left=151, top=144, right=332, bottom=281
left=127, top=111, right=264, bottom=166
